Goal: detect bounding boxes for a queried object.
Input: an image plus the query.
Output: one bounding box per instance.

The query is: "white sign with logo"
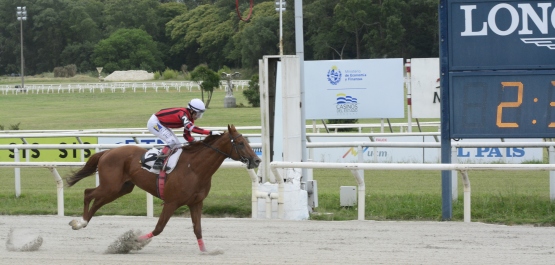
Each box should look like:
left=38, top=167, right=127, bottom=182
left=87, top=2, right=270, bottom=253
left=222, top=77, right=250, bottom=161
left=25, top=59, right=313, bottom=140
left=411, top=58, right=440, bottom=119
left=453, top=138, right=543, bottom=164
left=304, top=59, right=405, bottom=119
left=312, top=136, right=440, bottom=163
left=309, top=137, right=542, bottom=164
left=97, top=137, right=167, bottom=146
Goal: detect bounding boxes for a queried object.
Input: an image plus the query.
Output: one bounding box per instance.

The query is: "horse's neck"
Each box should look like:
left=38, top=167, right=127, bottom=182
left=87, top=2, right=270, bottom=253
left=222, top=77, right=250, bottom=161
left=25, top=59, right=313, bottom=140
left=184, top=140, right=230, bottom=176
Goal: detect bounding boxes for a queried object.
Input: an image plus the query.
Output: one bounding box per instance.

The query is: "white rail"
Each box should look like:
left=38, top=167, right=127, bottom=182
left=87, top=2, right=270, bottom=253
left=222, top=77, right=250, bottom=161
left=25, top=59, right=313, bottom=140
left=0, top=80, right=251, bottom=95
left=0, top=130, right=411, bottom=147
left=0, top=161, right=252, bottom=217
left=270, top=161, right=555, bottom=222
left=0, top=122, right=442, bottom=135
left=3, top=138, right=555, bottom=220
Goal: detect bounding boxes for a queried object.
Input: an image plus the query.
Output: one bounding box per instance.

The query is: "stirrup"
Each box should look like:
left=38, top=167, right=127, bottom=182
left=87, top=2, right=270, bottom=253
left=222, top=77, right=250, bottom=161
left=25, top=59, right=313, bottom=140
left=153, top=160, right=164, bottom=170
left=154, top=162, right=171, bottom=171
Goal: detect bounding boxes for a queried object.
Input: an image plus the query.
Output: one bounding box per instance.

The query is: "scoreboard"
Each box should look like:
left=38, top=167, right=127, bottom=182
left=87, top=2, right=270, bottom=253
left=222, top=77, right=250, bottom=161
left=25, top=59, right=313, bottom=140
left=443, top=0, right=555, bottom=138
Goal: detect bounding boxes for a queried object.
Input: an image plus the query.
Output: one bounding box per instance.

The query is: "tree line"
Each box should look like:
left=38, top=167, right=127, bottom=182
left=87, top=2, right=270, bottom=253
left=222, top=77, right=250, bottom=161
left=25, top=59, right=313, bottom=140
left=0, top=0, right=439, bottom=76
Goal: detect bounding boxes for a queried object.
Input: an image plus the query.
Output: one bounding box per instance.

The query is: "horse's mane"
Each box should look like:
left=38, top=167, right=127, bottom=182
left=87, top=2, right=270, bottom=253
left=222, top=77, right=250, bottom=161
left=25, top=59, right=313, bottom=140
left=182, top=132, right=227, bottom=152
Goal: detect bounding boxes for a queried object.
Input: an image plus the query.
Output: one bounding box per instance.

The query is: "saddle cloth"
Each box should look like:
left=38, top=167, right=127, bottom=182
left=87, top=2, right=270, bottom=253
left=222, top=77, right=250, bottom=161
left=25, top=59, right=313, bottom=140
left=140, top=148, right=182, bottom=174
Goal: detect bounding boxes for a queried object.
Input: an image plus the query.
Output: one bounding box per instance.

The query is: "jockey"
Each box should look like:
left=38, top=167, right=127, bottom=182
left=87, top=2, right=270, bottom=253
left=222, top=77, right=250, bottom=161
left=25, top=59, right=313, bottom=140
left=147, top=98, right=223, bottom=170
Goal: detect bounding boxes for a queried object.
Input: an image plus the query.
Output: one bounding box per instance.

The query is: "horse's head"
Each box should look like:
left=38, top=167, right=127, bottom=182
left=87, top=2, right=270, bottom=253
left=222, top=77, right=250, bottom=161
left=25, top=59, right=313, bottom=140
left=224, top=124, right=261, bottom=169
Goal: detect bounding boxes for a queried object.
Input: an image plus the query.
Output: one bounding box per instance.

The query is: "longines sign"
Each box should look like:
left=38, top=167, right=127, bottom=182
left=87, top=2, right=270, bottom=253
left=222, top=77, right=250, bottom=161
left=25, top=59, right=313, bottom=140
left=449, top=0, right=555, bottom=70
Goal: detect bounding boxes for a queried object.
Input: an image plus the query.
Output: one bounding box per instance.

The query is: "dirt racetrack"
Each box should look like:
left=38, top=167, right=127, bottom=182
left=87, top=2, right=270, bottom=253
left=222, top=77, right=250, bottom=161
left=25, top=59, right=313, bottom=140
left=1, top=215, right=555, bottom=264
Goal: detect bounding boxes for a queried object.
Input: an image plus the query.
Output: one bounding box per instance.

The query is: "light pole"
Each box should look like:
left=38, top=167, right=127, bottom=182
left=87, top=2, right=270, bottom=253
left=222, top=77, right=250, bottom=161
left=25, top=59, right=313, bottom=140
left=16, top=6, right=27, bottom=90
left=275, top=0, right=286, bottom=55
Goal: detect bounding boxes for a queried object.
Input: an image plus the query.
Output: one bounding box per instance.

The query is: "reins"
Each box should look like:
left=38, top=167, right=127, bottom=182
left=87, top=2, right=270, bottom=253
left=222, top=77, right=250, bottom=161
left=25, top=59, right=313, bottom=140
left=201, top=132, right=249, bottom=164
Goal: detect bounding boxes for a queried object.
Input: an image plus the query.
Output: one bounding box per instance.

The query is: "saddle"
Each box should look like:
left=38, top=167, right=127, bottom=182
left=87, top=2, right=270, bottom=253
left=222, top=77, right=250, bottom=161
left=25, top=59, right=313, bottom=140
left=140, top=148, right=182, bottom=200
left=140, top=148, right=181, bottom=174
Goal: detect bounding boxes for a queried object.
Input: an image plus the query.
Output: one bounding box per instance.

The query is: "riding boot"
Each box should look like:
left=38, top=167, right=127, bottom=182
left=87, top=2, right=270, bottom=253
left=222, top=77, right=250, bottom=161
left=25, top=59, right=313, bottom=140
left=153, top=146, right=171, bottom=170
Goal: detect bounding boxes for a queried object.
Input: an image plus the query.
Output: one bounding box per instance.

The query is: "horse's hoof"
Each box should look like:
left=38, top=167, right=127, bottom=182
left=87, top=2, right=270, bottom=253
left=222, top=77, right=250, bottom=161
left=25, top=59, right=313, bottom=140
left=136, top=237, right=152, bottom=244
left=105, top=230, right=150, bottom=254
left=68, top=219, right=78, bottom=230
left=68, top=219, right=88, bottom=230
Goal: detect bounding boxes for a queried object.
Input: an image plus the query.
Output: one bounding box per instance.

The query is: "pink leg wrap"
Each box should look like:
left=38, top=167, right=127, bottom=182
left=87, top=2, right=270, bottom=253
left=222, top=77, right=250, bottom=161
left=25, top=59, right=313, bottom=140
left=161, top=146, right=171, bottom=156
left=197, top=238, right=206, bottom=252
left=139, top=232, right=154, bottom=240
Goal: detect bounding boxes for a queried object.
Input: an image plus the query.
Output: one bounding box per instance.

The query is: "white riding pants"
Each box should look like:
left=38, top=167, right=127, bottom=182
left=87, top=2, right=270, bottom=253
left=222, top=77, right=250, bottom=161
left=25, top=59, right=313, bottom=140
left=147, top=114, right=181, bottom=149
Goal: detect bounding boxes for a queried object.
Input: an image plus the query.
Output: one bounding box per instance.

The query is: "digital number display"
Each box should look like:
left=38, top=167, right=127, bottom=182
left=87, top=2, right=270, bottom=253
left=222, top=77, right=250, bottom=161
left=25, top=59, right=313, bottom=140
left=450, top=71, right=555, bottom=138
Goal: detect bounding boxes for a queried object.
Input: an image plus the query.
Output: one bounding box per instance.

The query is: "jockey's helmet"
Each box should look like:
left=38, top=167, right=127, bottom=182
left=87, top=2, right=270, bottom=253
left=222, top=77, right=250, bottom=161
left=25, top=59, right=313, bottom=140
left=188, top=98, right=206, bottom=119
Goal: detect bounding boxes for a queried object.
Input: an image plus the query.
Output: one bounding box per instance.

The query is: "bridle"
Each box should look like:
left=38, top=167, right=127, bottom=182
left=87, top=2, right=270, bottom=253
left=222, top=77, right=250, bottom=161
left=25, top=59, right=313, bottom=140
left=202, top=132, right=250, bottom=165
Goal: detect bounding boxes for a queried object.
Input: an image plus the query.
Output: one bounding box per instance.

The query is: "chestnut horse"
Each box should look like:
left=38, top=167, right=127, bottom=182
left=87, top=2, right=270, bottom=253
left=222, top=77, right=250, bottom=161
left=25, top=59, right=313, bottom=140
left=65, top=124, right=260, bottom=252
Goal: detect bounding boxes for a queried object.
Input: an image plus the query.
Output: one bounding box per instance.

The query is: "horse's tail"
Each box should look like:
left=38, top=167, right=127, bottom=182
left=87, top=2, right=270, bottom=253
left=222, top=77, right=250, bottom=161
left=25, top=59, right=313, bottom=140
left=66, top=151, right=108, bottom=187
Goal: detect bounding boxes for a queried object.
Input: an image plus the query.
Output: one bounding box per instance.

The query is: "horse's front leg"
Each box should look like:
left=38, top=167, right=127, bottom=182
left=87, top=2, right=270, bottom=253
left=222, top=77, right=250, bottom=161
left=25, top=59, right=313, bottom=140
left=139, top=202, right=179, bottom=240
left=189, top=202, right=206, bottom=252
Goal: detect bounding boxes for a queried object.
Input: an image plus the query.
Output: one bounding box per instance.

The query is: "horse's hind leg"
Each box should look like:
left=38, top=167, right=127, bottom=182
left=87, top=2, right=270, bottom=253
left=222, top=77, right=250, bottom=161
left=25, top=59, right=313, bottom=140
left=69, top=182, right=135, bottom=230
left=68, top=187, right=98, bottom=230
left=85, top=182, right=135, bottom=219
